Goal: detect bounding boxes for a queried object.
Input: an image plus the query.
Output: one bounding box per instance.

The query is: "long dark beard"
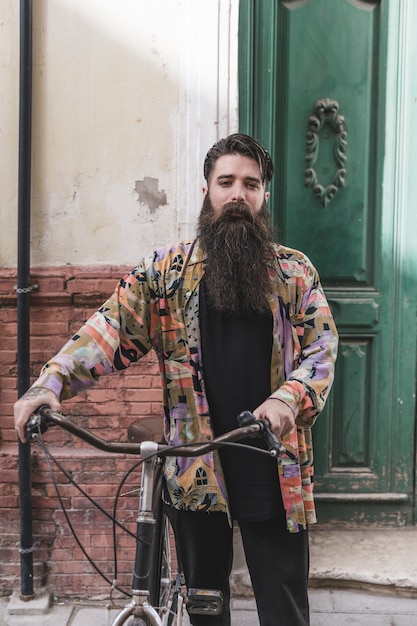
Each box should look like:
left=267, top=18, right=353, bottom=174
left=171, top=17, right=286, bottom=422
left=197, top=195, right=277, bottom=315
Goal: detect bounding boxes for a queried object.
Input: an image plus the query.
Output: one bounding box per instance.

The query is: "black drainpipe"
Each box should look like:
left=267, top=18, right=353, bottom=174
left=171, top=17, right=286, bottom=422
left=17, top=0, right=34, bottom=600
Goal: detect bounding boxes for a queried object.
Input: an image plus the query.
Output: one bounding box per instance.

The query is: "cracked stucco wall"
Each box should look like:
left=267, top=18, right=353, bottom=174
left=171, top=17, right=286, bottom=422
left=0, top=0, right=238, bottom=268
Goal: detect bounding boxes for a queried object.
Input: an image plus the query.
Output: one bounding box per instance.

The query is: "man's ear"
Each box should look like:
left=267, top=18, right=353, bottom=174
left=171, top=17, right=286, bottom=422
left=202, top=186, right=208, bottom=198
left=265, top=191, right=270, bottom=203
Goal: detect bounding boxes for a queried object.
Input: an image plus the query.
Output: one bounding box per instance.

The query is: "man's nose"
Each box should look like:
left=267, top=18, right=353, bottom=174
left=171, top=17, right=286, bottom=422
left=231, top=184, right=245, bottom=202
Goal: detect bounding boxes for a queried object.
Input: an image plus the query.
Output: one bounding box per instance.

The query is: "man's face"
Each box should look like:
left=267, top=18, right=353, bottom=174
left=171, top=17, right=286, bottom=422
left=197, top=153, right=276, bottom=315
left=203, top=154, right=269, bottom=215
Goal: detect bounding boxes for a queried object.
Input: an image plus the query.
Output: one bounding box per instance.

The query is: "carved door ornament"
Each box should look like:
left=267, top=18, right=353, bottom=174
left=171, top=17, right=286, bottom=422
left=304, top=98, right=347, bottom=207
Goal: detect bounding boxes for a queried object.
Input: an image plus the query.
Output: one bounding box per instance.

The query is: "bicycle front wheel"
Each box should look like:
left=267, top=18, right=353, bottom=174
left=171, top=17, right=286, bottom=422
left=149, top=461, right=183, bottom=626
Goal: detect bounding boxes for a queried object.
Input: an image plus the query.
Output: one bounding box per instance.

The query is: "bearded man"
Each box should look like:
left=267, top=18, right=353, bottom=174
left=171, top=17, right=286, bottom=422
left=15, top=134, right=338, bottom=626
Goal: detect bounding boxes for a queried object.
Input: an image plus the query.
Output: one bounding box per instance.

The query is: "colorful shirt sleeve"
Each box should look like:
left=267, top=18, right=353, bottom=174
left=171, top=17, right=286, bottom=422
left=270, top=252, right=338, bottom=425
left=31, top=263, right=154, bottom=401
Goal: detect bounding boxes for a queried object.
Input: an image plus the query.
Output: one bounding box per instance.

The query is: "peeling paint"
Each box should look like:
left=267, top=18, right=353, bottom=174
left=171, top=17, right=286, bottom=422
left=134, top=177, right=167, bottom=213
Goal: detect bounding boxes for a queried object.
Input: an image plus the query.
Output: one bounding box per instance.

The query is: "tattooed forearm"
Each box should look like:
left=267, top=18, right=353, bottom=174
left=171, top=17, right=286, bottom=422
left=22, top=387, right=50, bottom=400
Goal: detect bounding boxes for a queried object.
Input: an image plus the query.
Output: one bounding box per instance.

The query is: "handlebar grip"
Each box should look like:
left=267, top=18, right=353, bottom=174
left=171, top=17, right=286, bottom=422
left=237, top=410, right=257, bottom=428
left=237, top=411, right=285, bottom=457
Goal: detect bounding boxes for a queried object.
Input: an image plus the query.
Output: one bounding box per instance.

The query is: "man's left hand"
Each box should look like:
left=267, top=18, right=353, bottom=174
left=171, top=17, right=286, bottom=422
left=253, top=398, right=296, bottom=438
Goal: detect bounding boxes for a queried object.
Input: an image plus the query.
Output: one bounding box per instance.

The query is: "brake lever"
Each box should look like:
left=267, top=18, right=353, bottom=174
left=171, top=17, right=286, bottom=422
left=237, top=410, right=286, bottom=457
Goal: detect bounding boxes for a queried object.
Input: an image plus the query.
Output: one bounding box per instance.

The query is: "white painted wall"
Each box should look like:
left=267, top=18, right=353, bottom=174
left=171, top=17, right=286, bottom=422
left=0, top=0, right=238, bottom=268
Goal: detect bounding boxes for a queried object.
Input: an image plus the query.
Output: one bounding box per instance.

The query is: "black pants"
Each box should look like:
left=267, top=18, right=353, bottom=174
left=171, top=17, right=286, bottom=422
left=164, top=505, right=310, bottom=626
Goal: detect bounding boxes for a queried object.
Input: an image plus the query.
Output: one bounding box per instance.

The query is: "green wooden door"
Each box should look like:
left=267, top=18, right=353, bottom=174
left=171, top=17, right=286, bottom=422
left=239, top=0, right=416, bottom=525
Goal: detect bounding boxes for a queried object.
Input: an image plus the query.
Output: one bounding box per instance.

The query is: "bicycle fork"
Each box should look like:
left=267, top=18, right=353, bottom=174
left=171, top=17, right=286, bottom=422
left=111, top=592, right=161, bottom=626
left=112, top=441, right=163, bottom=626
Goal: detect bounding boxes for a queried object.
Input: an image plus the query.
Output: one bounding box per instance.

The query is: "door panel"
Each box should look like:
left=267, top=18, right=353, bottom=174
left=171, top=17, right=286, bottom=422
left=239, top=0, right=415, bottom=525
left=276, top=0, right=380, bottom=287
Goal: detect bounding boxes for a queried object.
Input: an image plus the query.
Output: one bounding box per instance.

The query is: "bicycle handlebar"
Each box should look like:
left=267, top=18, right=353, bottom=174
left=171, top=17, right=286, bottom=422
left=25, top=406, right=286, bottom=459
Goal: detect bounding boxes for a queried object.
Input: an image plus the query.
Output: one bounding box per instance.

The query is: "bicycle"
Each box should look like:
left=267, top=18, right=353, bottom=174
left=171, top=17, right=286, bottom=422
left=25, top=406, right=286, bottom=625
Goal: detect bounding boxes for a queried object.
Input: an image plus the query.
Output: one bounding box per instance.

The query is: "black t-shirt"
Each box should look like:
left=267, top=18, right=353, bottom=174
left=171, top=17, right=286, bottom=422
left=199, top=279, right=282, bottom=521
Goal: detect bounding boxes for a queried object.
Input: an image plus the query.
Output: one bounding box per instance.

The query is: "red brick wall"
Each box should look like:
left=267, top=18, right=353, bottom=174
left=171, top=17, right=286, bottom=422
left=0, top=266, right=165, bottom=598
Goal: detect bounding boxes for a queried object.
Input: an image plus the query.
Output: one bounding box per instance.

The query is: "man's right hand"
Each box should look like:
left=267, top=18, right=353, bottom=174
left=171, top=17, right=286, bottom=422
left=14, top=387, right=61, bottom=442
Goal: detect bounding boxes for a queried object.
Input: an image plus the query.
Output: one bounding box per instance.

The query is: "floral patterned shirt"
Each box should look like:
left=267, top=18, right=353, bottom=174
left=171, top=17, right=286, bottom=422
left=33, top=239, right=338, bottom=532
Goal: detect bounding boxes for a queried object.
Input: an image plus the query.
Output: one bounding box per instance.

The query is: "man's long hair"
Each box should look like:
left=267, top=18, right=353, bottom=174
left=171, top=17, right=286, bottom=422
left=197, top=195, right=277, bottom=316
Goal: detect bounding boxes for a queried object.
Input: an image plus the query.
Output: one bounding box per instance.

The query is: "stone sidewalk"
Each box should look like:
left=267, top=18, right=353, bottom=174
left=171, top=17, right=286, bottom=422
left=3, top=589, right=417, bottom=626
left=3, top=528, right=417, bottom=625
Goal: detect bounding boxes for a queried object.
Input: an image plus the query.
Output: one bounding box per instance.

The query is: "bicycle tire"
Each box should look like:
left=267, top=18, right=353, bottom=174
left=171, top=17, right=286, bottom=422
left=148, top=461, right=182, bottom=626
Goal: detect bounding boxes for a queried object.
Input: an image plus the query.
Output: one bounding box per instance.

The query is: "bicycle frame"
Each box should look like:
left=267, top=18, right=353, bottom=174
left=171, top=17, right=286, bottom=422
left=111, top=442, right=165, bottom=626
left=25, top=407, right=284, bottom=626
